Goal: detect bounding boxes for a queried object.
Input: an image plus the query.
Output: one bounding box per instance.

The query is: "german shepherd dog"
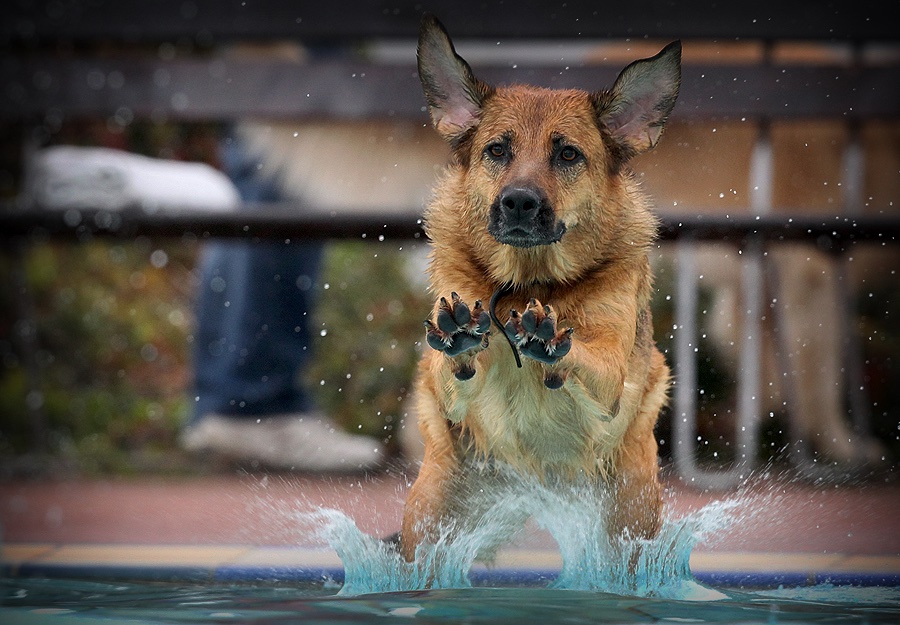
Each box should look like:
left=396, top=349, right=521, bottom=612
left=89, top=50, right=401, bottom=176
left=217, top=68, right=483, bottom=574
left=400, top=15, right=681, bottom=563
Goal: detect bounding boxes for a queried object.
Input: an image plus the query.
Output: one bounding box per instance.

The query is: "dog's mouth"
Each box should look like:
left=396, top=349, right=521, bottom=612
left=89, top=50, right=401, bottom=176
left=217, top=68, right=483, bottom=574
left=487, top=189, right=567, bottom=248
left=489, top=225, right=566, bottom=248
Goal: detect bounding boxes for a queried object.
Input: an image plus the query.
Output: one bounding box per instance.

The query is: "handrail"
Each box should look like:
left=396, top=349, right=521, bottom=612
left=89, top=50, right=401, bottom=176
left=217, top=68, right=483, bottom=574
left=1, top=206, right=897, bottom=244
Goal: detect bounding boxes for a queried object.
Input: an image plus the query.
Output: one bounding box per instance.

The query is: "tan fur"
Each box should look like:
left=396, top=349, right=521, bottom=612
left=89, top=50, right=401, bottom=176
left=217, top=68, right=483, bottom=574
left=401, top=17, right=680, bottom=561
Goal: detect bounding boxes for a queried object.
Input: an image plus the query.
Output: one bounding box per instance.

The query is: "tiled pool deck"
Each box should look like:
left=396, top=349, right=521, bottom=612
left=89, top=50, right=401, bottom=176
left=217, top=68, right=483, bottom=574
left=2, top=472, right=899, bottom=587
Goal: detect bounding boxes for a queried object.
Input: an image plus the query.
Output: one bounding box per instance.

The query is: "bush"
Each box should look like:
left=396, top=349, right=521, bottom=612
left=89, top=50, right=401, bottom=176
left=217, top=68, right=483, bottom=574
left=0, top=239, right=197, bottom=474
left=305, top=241, right=431, bottom=454
left=0, top=238, right=431, bottom=475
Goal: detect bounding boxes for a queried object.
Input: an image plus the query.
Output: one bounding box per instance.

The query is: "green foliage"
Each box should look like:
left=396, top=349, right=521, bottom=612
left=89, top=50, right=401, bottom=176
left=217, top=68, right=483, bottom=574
left=0, top=237, right=432, bottom=474
left=0, top=240, right=197, bottom=475
left=306, top=241, right=431, bottom=454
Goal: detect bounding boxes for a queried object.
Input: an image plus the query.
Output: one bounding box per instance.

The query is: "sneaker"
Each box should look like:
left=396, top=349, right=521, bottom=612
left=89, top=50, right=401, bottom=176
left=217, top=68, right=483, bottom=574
left=181, top=412, right=384, bottom=472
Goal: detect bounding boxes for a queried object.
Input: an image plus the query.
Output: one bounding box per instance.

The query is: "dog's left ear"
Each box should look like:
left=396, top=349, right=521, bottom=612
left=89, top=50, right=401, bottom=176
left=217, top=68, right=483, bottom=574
left=595, top=41, right=682, bottom=159
left=417, top=14, right=494, bottom=143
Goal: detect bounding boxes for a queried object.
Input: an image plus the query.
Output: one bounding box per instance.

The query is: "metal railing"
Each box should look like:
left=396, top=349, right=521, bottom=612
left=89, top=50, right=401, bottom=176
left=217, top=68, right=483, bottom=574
left=2, top=204, right=896, bottom=244
left=3, top=200, right=898, bottom=486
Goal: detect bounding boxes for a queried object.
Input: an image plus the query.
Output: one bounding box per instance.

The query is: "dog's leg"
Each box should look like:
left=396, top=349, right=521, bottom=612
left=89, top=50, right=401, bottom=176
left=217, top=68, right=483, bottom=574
left=400, top=379, right=460, bottom=562
left=609, top=348, right=669, bottom=541
left=401, top=450, right=456, bottom=562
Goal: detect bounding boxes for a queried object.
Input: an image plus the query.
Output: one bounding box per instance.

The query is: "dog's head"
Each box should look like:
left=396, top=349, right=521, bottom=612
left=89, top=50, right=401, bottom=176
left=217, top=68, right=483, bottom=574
left=418, top=14, right=681, bottom=266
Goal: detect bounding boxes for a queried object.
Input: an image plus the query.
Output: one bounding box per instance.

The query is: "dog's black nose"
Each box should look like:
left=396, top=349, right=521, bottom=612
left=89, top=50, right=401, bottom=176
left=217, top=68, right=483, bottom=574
left=499, top=187, right=543, bottom=223
left=489, top=185, right=564, bottom=247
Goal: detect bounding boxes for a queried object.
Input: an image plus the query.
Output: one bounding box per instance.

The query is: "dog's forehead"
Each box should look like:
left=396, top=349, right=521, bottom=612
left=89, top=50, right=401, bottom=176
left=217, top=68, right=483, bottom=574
left=480, top=86, right=598, bottom=142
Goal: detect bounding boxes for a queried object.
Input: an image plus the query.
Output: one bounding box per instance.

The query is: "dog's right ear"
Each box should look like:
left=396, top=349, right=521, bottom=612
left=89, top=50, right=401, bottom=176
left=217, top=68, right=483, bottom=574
left=417, top=14, right=493, bottom=144
left=594, top=40, right=682, bottom=163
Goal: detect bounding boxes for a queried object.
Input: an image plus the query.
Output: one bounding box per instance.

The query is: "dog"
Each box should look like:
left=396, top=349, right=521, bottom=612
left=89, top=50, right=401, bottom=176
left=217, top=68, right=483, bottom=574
left=399, top=15, right=682, bottom=562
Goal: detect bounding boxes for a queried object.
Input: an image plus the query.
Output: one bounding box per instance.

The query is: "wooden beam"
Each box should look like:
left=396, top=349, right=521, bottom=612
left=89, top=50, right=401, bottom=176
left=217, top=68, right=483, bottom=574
left=3, top=58, right=898, bottom=121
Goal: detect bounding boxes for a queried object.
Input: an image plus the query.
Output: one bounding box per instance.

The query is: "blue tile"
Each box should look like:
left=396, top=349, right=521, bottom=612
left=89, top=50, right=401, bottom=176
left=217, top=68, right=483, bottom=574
left=15, top=562, right=214, bottom=582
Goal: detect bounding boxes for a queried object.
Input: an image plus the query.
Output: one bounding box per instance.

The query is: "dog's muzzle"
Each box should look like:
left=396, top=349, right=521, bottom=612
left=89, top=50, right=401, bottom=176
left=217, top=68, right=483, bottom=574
left=488, top=186, right=566, bottom=248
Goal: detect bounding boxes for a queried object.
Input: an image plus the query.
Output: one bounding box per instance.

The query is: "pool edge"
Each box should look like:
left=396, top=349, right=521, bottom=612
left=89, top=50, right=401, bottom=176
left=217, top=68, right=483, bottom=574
left=2, top=543, right=898, bottom=588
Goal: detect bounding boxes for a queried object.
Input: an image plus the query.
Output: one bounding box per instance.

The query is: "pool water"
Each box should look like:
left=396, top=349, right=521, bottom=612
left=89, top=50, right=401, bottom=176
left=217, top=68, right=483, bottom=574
left=2, top=577, right=900, bottom=624
left=3, top=472, right=897, bottom=623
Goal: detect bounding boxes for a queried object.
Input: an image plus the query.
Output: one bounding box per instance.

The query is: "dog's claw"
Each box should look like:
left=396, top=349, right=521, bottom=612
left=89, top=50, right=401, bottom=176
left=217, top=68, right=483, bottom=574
left=436, top=300, right=459, bottom=334
left=473, top=300, right=491, bottom=334
left=425, top=293, right=491, bottom=370
left=449, top=292, right=473, bottom=327
left=424, top=319, right=449, bottom=351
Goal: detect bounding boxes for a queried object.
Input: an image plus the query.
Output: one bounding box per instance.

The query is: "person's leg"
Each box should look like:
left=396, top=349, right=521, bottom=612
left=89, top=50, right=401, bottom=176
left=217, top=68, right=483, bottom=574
left=183, top=130, right=382, bottom=471
left=191, top=239, right=322, bottom=421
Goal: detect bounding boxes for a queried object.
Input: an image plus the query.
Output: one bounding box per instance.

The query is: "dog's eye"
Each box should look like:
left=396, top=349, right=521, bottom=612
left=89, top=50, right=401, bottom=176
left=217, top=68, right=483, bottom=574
left=487, top=143, right=506, bottom=159
left=559, top=146, right=581, bottom=162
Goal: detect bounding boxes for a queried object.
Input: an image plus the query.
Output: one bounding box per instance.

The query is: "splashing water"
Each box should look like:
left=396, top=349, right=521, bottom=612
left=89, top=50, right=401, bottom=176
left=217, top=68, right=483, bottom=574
left=307, top=508, right=485, bottom=595
left=299, top=468, right=742, bottom=600
left=532, top=484, right=739, bottom=599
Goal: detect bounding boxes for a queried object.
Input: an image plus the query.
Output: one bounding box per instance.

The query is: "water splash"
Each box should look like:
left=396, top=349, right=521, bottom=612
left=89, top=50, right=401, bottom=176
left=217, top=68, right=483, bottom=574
left=303, top=508, right=470, bottom=594
left=533, top=485, right=739, bottom=599
left=301, top=468, right=742, bottom=599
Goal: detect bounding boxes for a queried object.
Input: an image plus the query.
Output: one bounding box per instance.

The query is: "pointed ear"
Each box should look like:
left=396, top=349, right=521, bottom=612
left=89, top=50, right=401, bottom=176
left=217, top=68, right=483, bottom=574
left=417, top=14, right=493, bottom=143
left=596, top=41, right=681, bottom=160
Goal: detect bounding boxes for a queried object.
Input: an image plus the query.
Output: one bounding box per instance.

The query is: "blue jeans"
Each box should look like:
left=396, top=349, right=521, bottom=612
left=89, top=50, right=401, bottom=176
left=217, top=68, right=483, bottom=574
left=190, top=132, right=324, bottom=422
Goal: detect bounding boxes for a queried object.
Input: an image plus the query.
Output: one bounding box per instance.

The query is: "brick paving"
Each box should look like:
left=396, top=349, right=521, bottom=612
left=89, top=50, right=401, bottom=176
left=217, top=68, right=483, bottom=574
left=1, top=471, right=898, bottom=556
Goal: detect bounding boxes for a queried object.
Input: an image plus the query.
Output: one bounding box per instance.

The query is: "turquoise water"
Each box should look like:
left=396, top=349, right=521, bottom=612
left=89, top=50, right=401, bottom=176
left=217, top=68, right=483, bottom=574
left=306, top=500, right=736, bottom=599
left=3, top=470, right=898, bottom=623
left=2, top=577, right=899, bottom=624
left=302, top=467, right=742, bottom=599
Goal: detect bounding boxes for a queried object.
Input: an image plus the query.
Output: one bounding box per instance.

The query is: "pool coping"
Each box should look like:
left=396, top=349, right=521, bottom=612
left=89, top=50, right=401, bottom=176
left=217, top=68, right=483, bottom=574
left=3, top=543, right=899, bottom=587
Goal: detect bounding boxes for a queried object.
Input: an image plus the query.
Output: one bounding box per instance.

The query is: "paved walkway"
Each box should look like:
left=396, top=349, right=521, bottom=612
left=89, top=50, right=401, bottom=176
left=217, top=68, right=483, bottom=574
left=1, top=471, right=899, bottom=585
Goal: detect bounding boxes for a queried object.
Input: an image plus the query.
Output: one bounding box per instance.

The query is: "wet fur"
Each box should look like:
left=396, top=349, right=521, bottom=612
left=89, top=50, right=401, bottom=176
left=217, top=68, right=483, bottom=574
left=401, top=15, right=681, bottom=561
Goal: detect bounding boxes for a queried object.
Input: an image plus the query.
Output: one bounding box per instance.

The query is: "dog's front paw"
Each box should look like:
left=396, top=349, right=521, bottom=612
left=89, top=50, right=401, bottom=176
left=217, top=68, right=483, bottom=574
left=425, top=292, right=491, bottom=380
left=505, top=298, right=573, bottom=388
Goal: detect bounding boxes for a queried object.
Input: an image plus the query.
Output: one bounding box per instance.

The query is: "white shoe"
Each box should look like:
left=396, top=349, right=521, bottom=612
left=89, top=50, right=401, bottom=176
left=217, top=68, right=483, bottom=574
left=181, top=412, right=384, bottom=472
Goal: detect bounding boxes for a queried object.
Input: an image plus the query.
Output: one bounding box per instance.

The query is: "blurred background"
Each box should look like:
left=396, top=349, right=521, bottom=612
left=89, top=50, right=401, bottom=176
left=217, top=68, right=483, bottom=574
left=0, top=0, right=897, bottom=483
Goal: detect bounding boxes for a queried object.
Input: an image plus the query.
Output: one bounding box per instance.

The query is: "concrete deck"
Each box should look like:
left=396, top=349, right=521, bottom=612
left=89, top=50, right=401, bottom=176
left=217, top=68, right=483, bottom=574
left=2, top=471, right=898, bottom=586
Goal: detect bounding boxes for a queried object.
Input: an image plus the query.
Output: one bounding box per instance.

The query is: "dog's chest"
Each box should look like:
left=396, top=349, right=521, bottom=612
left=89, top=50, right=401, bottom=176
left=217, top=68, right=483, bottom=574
left=450, top=347, right=625, bottom=474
